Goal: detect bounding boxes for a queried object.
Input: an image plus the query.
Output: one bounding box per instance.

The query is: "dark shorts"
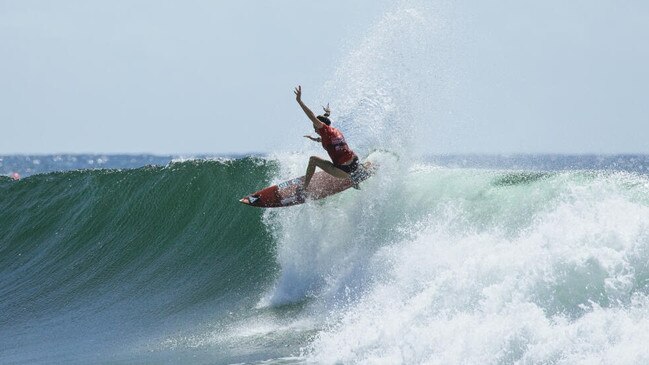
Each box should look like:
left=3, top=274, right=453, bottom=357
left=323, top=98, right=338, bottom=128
left=334, top=156, right=359, bottom=174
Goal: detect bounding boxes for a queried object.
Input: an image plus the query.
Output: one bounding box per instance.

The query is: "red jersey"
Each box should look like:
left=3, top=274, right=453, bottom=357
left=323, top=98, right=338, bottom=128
left=316, top=125, right=356, bottom=165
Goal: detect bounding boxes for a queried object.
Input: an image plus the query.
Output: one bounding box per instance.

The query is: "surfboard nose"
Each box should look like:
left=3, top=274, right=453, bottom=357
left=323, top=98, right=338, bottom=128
left=239, top=197, right=250, bottom=205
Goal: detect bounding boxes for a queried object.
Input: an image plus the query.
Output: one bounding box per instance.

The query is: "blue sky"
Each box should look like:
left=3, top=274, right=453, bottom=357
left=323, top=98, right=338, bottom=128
left=1, top=0, right=648, bottom=155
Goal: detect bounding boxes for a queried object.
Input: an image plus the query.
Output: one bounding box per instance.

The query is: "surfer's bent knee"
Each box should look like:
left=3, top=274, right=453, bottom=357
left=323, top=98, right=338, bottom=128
left=309, top=156, right=325, bottom=165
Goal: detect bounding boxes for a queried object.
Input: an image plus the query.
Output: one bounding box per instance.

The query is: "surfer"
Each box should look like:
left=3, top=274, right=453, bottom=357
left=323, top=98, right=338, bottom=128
left=294, top=85, right=361, bottom=197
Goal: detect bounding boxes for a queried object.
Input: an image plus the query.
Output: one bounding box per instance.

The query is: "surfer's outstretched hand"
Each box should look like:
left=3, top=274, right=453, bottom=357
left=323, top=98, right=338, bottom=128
left=294, top=85, right=302, bottom=102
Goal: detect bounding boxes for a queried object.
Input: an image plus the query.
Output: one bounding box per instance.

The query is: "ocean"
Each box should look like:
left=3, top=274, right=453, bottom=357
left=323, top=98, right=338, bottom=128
left=1, top=153, right=649, bottom=364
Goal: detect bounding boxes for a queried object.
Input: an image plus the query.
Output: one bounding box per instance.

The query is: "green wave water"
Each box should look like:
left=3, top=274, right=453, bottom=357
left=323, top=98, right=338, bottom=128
left=0, top=158, right=279, bottom=364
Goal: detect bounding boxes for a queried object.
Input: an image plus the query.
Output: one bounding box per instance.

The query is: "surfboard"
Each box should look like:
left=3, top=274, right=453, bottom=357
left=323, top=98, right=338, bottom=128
left=239, top=161, right=375, bottom=208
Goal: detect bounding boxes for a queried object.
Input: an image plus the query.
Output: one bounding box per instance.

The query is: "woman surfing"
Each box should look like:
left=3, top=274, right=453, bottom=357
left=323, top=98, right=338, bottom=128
left=294, top=85, right=361, bottom=198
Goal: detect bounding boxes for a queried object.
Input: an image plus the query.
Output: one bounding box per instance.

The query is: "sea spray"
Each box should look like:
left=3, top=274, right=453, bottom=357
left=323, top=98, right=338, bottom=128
left=260, top=151, right=403, bottom=308
left=320, top=1, right=454, bottom=161
left=261, top=0, right=453, bottom=310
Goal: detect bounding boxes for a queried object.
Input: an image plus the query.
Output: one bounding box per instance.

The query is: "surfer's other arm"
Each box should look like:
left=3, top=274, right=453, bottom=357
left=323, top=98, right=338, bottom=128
left=304, top=135, right=321, bottom=142
left=294, top=85, right=325, bottom=130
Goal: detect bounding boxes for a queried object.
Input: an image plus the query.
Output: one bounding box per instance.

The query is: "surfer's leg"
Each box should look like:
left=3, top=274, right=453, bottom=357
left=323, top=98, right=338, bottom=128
left=303, top=156, right=349, bottom=189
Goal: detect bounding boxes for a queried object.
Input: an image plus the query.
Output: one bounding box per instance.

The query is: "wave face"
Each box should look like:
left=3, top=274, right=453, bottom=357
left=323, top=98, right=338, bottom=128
left=3, top=156, right=649, bottom=364
left=0, top=158, right=279, bottom=364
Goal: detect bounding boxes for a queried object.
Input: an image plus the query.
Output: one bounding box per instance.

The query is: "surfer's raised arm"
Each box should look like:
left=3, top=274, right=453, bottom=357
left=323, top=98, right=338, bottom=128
left=294, top=85, right=324, bottom=129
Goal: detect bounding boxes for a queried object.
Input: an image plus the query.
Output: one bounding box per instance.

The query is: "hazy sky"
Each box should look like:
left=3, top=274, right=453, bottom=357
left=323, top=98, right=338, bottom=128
left=1, top=0, right=648, bottom=155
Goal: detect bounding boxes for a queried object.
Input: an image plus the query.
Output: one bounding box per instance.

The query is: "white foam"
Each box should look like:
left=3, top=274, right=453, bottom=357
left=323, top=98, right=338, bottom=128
left=304, top=171, right=649, bottom=364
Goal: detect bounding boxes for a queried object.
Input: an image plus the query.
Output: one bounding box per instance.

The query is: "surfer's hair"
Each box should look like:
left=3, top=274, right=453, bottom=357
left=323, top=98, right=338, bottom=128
left=316, top=115, right=331, bottom=126
left=317, top=109, right=331, bottom=126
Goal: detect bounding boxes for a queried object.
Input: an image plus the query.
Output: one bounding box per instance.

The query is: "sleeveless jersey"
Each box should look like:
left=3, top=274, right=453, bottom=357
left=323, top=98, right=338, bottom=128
left=316, top=125, right=356, bottom=165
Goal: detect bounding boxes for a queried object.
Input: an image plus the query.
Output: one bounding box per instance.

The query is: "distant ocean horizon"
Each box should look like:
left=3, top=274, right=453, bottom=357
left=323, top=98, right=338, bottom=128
left=4, top=153, right=649, bottom=178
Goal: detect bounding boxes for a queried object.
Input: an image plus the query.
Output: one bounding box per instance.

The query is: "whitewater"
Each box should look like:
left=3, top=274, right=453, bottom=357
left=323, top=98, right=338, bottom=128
left=3, top=2, right=649, bottom=365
